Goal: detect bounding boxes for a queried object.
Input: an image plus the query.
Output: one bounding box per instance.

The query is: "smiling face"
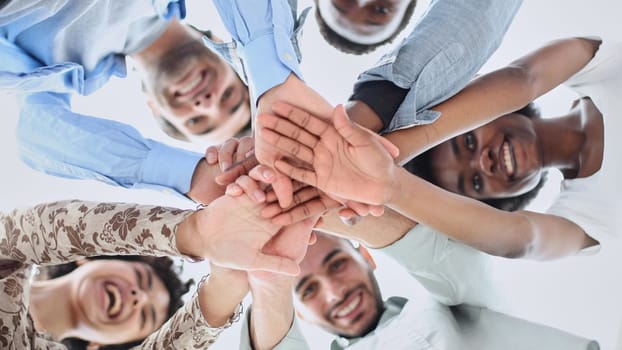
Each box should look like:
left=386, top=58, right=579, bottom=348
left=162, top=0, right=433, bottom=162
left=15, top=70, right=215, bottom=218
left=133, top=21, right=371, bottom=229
left=294, top=234, right=383, bottom=338
left=429, top=112, right=544, bottom=199
left=141, top=26, right=251, bottom=145
left=316, top=0, right=414, bottom=45
left=69, top=259, right=170, bottom=345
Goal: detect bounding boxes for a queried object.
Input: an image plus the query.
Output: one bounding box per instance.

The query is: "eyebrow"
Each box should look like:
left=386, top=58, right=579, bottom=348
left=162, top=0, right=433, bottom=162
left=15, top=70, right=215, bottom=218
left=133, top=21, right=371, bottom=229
left=147, top=269, right=153, bottom=290
left=134, top=268, right=143, bottom=289
left=294, top=249, right=344, bottom=293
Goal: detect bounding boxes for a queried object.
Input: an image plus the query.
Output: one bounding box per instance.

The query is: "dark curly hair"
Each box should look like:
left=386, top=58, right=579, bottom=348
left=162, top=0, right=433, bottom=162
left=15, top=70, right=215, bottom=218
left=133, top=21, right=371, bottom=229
left=404, top=103, right=547, bottom=211
left=44, top=255, right=194, bottom=350
left=313, top=0, right=417, bottom=55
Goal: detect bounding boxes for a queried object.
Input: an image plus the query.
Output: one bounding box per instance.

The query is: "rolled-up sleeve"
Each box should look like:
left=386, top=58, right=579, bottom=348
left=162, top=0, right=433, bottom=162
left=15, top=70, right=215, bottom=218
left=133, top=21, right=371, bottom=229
left=213, top=0, right=303, bottom=103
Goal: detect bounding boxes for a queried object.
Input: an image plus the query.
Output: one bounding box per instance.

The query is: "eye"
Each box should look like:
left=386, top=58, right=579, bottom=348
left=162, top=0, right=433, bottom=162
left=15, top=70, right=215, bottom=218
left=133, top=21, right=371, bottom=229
left=472, top=173, right=482, bottom=193
left=330, top=258, right=347, bottom=272
left=222, top=86, right=233, bottom=102
left=186, top=116, right=205, bottom=127
left=301, top=282, right=318, bottom=300
left=140, top=308, right=147, bottom=330
left=372, top=5, right=391, bottom=14
left=464, top=132, right=476, bottom=151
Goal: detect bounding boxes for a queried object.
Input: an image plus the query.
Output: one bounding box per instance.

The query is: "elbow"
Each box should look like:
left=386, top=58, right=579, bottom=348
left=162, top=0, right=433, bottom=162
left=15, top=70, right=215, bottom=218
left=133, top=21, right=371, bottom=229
left=502, top=64, right=539, bottom=103
left=487, top=213, right=537, bottom=259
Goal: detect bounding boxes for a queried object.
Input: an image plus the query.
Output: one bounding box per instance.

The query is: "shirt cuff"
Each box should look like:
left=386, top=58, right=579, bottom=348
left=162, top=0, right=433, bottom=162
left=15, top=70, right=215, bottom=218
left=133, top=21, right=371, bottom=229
left=242, top=29, right=304, bottom=104
left=141, top=141, right=203, bottom=195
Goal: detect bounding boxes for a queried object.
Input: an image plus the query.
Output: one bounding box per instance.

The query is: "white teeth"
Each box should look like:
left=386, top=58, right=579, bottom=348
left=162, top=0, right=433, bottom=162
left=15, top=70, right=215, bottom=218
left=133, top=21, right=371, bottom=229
left=336, top=294, right=361, bottom=317
left=178, top=73, right=202, bottom=95
left=503, top=142, right=514, bottom=176
left=105, top=284, right=122, bottom=317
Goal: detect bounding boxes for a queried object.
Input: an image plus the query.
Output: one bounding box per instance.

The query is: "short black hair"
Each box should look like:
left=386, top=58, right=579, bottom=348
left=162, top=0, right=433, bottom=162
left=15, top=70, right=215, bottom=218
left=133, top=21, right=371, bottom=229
left=314, top=0, right=417, bottom=55
left=45, top=256, right=193, bottom=350
left=404, top=103, right=547, bottom=211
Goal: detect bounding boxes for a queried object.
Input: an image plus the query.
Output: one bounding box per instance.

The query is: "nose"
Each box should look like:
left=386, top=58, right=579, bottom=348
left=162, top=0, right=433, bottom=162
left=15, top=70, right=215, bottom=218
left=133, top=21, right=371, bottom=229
left=478, top=146, right=495, bottom=176
left=324, top=280, right=347, bottom=305
left=193, top=91, right=214, bottom=109
left=130, top=288, right=148, bottom=308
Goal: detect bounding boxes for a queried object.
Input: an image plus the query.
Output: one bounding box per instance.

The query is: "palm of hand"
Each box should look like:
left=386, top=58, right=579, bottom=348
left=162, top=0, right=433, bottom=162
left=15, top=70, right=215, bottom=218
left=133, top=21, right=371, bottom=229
left=313, top=127, right=394, bottom=206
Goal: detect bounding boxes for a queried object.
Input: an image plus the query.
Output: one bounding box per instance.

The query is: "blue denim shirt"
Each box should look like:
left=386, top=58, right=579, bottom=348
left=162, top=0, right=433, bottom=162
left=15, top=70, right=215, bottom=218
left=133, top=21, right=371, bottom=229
left=354, top=0, right=523, bottom=134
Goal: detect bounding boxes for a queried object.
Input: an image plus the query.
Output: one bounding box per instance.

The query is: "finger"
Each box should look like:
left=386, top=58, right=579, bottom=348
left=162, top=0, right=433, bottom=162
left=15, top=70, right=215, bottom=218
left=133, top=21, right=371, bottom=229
left=344, top=200, right=370, bottom=217
left=332, top=104, right=364, bottom=145
left=271, top=198, right=333, bottom=225
left=369, top=205, right=385, bottom=217
left=309, top=231, right=317, bottom=245
left=272, top=171, right=294, bottom=208
left=272, top=101, right=331, bottom=137
left=253, top=253, right=300, bottom=276
left=236, top=136, right=255, bottom=164
left=205, top=145, right=219, bottom=165
left=225, top=183, right=243, bottom=196
left=338, top=210, right=361, bottom=226
left=234, top=175, right=266, bottom=203
left=274, top=159, right=318, bottom=188
left=215, top=155, right=259, bottom=186
left=249, top=164, right=277, bottom=184
left=378, top=135, right=400, bottom=159
left=263, top=180, right=310, bottom=205
left=219, top=138, right=239, bottom=171
left=256, top=113, right=319, bottom=150
left=258, top=127, right=314, bottom=165
left=261, top=186, right=321, bottom=218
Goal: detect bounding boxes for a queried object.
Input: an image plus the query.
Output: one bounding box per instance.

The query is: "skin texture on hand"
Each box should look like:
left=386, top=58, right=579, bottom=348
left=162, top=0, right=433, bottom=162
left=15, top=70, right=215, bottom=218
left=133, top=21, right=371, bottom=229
left=175, top=193, right=301, bottom=275
left=199, top=264, right=249, bottom=327
left=255, top=74, right=335, bottom=208
left=186, top=158, right=227, bottom=205
left=257, top=101, right=400, bottom=206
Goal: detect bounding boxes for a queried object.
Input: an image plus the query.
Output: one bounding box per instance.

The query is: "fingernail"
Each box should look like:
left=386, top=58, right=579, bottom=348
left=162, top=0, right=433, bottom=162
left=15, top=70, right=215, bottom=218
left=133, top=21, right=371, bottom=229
left=254, top=190, right=266, bottom=202
left=340, top=215, right=359, bottom=226
left=206, top=153, right=216, bottom=164
left=262, top=169, right=274, bottom=180
left=225, top=184, right=240, bottom=195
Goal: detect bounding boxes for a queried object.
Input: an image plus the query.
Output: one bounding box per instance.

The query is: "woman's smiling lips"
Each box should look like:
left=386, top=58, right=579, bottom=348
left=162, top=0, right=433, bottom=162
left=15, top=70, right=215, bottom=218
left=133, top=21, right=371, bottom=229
left=499, top=138, right=517, bottom=179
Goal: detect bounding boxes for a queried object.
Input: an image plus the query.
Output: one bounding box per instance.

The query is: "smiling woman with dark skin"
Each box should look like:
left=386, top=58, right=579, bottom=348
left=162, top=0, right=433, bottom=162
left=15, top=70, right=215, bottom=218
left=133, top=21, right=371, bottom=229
left=254, top=37, right=622, bottom=261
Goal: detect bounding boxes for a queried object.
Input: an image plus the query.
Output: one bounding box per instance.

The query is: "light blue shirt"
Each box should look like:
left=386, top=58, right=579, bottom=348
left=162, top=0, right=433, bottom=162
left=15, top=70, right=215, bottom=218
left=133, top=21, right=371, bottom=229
left=354, top=0, right=523, bottom=134
left=0, top=0, right=202, bottom=195
left=212, top=0, right=308, bottom=104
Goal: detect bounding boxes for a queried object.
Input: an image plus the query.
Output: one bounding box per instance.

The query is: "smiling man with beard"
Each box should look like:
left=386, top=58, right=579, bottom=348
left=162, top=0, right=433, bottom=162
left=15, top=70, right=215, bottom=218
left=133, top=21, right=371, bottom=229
left=237, top=212, right=600, bottom=349
left=0, top=0, right=252, bottom=204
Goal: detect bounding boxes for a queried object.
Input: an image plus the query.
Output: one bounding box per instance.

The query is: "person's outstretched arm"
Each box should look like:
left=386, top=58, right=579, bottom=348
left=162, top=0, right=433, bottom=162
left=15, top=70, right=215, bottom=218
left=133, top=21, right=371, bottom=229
left=255, top=101, right=596, bottom=260
left=385, top=37, right=602, bottom=164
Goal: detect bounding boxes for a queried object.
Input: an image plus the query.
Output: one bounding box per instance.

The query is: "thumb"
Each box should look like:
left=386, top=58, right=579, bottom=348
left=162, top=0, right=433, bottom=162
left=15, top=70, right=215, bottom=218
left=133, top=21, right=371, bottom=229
left=378, top=135, right=400, bottom=159
left=332, top=104, right=362, bottom=144
left=254, top=253, right=300, bottom=276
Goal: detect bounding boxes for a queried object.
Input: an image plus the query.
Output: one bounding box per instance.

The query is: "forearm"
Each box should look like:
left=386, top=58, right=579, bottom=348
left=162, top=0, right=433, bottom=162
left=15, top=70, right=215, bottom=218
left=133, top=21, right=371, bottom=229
left=316, top=208, right=416, bottom=249
left=249, top=274, right=295, bottom=350
left=198, top=270, right=249, bottom=327
left=17, top=92, right=202, bottom=195
left=387, top=167, right=534, bottom=258
left=0, top=200, right=190, bottom=264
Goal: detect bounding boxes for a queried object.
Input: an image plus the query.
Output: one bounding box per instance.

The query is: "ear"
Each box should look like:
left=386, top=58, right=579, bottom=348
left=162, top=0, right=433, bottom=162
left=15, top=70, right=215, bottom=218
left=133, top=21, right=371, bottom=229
left=295, top=309, right=305, bottom=320
left=145, top=98, right=162, bottom=118
left=357, top=245, right=376, bottom=270
left=86, top=342, right=101, bottom=350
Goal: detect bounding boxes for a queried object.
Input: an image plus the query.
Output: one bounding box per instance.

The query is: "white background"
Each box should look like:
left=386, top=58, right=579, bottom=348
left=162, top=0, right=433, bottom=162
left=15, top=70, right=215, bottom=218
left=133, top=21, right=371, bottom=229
left=1, top=0, right=621, bottom=348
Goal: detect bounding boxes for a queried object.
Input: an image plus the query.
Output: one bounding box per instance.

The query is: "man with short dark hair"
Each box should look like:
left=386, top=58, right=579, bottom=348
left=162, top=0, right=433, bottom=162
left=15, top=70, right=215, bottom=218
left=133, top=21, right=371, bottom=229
left=240, top=213, right=600, bottom=349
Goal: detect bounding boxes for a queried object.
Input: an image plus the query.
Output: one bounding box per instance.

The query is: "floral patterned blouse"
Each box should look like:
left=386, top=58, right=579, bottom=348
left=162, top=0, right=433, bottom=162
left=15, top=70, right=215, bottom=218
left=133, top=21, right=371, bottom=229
left=0, top=200, right=238, bottom=349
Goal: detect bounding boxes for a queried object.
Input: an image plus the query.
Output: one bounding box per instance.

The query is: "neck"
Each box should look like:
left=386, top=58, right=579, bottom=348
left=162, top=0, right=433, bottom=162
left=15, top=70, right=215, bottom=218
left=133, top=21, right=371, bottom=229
left=534, top=107, right=585, bottom=176
left=30, top=276, right=76, bottom=340
left=132, top=18, right=191, bottom=66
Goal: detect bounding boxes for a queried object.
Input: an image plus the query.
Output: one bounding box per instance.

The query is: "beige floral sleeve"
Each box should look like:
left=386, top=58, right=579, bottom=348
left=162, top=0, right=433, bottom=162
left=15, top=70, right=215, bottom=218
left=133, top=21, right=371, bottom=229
left=0, top=200, right=236, bottom=349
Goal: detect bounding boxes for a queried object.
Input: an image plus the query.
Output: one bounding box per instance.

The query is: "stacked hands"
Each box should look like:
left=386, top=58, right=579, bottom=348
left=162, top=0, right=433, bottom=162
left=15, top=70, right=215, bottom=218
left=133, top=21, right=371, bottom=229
left=197, top=101, right=402, bottom=282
